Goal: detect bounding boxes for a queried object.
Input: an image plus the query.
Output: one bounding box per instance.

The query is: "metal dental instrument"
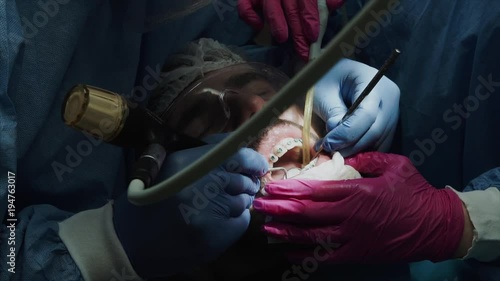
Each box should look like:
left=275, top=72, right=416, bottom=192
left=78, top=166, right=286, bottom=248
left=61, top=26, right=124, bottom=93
left=341, top=48, right=401, bottom=123
left=312, top=48, right=401, bottom=159
left=128, top=0, right=395, bottom=205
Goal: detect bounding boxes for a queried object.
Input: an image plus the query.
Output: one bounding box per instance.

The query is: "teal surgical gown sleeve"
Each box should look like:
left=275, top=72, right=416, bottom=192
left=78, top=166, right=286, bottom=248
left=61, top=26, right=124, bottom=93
left=326, top=1, right=500, bottom=280
left=341, top=0, right=500, bottom=189
left=349, top=0, right=500, bottom=272
left=0, top=1, right=256, bottom=280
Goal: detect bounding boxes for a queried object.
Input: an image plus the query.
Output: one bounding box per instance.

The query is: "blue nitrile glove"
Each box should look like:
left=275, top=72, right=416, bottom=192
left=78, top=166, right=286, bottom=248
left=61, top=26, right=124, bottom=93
left=314, top=58, right=400, bottom=156
left=201, top=132, right=231, bottom=144
left=113, top=144, right=268, bottom=279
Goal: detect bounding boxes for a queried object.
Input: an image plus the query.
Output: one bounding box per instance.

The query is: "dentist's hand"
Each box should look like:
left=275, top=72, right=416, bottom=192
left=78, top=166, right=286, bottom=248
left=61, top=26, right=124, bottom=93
left=113, top=145, right=268, bottom=278
left=253, top=152, right=465, bottom=263
left=314, top=58, right=400, bottom=157
left=238, top=0, right=345, bottom=61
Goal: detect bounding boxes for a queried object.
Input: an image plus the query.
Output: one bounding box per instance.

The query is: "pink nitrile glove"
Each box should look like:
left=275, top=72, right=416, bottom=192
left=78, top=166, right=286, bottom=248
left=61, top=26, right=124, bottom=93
left=252, top=152, right=465, bottom=263
left=238, top=0, right=346, bottom=61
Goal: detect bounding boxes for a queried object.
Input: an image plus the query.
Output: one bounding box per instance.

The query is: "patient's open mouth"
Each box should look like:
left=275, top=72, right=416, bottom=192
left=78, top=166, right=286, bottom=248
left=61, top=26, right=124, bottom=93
left=268, top=138, right=328, bottom=178
left=269, top=137, right=302, bottom=163
left=253, top=121, right=331, bottom=192
left=252, top=119, right=362, bottom=196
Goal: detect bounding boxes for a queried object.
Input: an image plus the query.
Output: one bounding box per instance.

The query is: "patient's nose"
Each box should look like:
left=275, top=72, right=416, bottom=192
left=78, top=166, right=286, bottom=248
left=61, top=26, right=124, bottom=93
left=226, top=93, right=266, bottom=126
left=241, top=94, right=266, bottom=121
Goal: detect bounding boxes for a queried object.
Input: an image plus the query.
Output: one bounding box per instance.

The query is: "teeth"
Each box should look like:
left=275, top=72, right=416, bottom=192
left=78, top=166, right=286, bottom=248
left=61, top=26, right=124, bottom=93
left=270, top=138, right=304, bottom=163
left=270, top=154, right=279, bottom=163
left=281, top=138, right=296, bottom=150
left=302, top=157, right=319, bottom=171
left=274, top=145, right=287, bottom=157
left=287, top=168, right=301, bottom=178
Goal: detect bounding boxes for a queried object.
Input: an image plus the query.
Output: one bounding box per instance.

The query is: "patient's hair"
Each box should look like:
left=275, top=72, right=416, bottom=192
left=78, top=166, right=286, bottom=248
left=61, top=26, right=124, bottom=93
left=148, top=38, right=246, bottom=117
left=224, top=71, right=271, bottom=89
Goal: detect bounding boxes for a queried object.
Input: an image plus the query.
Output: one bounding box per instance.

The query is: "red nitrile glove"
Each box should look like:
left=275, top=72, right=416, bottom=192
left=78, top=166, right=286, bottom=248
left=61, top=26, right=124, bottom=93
left=252, top=152, right=465, bottom=263
left=238, top=0, right=345, bottom=61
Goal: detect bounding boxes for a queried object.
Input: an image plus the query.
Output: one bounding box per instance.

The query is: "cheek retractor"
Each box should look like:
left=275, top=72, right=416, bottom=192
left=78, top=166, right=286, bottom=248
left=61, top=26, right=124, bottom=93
left=259, top=156, right=320, bottom=196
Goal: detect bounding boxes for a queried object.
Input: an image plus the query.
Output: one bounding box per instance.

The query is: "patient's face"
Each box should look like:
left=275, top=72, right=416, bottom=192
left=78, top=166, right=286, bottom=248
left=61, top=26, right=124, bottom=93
left=161, top=63, right=291, bottom=138
left=248, top=119, right=333, bottom=189
left=160, top=62, right=332, bottom=178
left=164, top=63, right=361, bottom=280
left=205, top=117, right=362, bottom=280
left=199, top=119, right=354, bottom=280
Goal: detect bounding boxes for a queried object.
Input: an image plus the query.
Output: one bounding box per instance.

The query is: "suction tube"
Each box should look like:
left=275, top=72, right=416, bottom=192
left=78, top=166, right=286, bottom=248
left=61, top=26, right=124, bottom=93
left=128, top=0, right=392, bottom=205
